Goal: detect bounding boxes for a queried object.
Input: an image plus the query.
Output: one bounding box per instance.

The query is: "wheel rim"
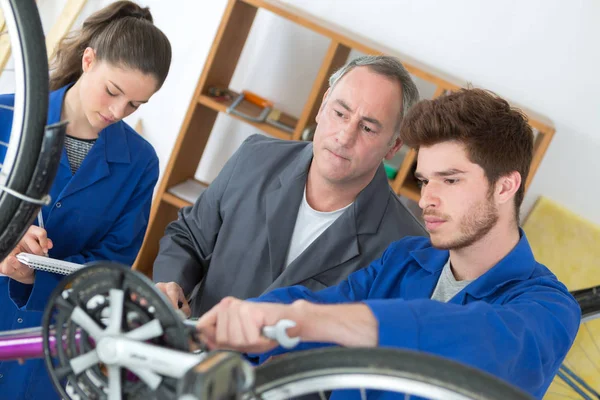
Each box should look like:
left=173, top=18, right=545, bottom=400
left=0, top=0, right=49, bottom=261
left=250, top=348, right=532, bottom=400
left=253, top=372, right=475, bottom=400
left=0, top=0, right=26, bottom=186
left=546, top=292, right=600, bottom=399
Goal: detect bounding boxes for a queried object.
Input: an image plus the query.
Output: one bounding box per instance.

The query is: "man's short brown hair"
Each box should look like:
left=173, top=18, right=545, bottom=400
left=400, top=88, right=534, bottom=218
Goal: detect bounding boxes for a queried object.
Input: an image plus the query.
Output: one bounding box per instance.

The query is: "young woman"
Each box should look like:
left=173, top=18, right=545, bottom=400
left=0, top=2, right=171, bottom=398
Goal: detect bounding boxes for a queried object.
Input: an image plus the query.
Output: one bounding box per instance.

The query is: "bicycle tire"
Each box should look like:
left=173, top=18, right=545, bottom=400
left=544, top=287, right=600, bottom=399
left=252, top=347, right=533, bottom=400
left=0, top=0, right=49, bottom=260
left=571, top=286, right=600, bottom=321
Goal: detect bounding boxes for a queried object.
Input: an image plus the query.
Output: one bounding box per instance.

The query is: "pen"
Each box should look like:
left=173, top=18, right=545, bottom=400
left=37, top=210, right=48, bottom=256
left=37, top=209, right=44, bottom=230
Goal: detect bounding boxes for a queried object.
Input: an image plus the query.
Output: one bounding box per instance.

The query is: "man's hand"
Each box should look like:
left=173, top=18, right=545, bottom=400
left=196, top=296, right=304, bottom=353
left=196, top=297, right=378, bottom=353
left=156, top=282, right=191, bottom=317
left=0, top=225, right=53, bottom=284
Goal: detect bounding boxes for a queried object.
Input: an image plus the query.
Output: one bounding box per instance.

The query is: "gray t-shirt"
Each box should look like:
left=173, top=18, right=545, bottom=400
left=430, top=259, right=473, bottom=302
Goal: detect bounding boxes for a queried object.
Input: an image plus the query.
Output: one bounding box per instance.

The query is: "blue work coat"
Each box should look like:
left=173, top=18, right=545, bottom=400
left=0, top=84, right=159, bottom=399
left=254, top=233, right=581, bottom=399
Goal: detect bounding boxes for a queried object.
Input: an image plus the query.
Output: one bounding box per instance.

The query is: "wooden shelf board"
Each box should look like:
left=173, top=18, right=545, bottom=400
left=198, top=93, right=295, bottom=140
left=240, top=0, right=463, bottom=91
left=162, top=192, right=192, bottom=209
left=162, top=178, right=210, bottom=209
left=399, top=180, right=421, bottom=203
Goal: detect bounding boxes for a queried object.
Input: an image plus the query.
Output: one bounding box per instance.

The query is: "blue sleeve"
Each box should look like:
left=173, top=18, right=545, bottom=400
left=8, top=271, right=61, bottom=310
left=9, top=156, right=160, bottom=311
left=365, top=283, right=581, bottom=398
left=257, top=249, right=386, bottom=305
left=248, top=251, right=388, bottom=362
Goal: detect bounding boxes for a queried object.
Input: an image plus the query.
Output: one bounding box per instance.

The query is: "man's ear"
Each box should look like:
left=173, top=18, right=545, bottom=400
left=384, top=137, right=403, bottom=160
left=81, top=47, right=96, bottom=73
left=495, top=171, right=521, bottom=204
left=315, top=88, right=331, bottom=124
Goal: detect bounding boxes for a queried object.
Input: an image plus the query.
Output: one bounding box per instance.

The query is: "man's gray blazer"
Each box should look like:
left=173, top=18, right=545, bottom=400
left=153, top=134, right=426, bottom=316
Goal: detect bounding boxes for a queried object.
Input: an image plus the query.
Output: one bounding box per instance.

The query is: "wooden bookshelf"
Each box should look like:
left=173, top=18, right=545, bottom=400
left=132, top=0, right=555, bottom=277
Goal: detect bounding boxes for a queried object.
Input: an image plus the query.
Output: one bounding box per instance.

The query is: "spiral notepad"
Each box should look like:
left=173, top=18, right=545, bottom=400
left=16, top=253, right=84, bottom=275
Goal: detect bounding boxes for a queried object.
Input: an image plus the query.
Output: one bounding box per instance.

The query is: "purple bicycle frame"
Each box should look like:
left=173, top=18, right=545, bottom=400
left=0, top=327, right=80, bottom=361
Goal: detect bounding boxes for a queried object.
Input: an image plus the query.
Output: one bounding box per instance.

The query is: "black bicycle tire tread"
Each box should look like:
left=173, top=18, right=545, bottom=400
left=0, top=0, right=48, bottom=258
left=253, top=347, right=533, bottom=400
left=571, top=286, right=600, bottom=317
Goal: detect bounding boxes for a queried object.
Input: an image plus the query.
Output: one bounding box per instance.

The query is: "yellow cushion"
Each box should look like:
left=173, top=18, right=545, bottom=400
left=524, top=197, right=600, bottom=399
left=523, top=196, right=600, bottom=291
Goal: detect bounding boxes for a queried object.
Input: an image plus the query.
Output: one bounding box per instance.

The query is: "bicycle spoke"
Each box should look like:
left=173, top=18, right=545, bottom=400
left=553, top=378, right=572, bottom=391
left=560, top=364, right=600, bottom=398
left=583, top=322, right=600, bottom=363
left=54, top=365, right=73, bottom=381
left=70, top=307, right=105, bottom=339
left=108, top=365, right=122, bottom=400
left=128, top=366, right=162, bottom=390
left=567, top=340, right=600, bottom=378
left=70, top=350, right=100, bottom=375
left=106, top=289, right=124, bottom=335
left=124, top=319, right=163, bottom=341
left=547, top=392, right=587, bottom=399
left=557, top=370, right=593, bottom=400
left=522, top=291, right=600, bottom=400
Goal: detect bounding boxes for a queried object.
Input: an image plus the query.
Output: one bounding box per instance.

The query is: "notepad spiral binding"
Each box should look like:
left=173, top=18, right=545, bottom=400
left=16, top=253, right=83, bottom=275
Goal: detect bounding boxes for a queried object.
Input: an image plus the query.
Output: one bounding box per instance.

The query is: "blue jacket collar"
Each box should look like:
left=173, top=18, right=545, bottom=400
left=50, top=84, right=131, bottom=164
left=410, top=229, right=537, bottom=299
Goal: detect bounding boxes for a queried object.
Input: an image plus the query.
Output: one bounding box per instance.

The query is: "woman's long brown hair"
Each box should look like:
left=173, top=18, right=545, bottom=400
left=49, top=1, right=171, bottom=91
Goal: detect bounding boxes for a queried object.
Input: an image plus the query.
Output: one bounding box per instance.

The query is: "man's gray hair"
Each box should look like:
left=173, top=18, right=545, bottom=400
left=328, top=55, right=420, bottom=137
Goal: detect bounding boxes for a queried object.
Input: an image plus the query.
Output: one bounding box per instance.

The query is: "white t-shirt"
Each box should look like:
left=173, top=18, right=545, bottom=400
left=285, top=187, right=352, bottom=267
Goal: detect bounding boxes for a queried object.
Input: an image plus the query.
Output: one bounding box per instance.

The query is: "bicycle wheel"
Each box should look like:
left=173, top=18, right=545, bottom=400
left=251, top=347, right=533, bottom=400
left=545, top=286, right=600, bottom=399
left=42, top=263, right=194, bottom=400
left=0, top=0, right=51, bottom=260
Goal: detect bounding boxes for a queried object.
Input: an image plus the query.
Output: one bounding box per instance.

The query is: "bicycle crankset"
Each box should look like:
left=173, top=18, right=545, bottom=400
left=41, top=263, right=199, bottom=400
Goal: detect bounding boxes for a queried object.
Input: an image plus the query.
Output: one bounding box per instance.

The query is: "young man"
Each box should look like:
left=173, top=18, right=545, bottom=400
left=196, top=88, right=581, bottom=399
left=153, top=56, right=426, bottom=316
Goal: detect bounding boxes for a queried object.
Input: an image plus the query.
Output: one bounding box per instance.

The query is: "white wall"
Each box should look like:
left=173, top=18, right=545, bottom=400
left=3, top=0, right=599, bottom=224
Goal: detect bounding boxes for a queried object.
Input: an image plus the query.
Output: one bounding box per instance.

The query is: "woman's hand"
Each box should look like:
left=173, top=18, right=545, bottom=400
left=0, top=226, right=53, bottom=284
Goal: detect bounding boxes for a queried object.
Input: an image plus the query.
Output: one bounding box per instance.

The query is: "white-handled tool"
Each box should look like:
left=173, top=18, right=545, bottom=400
left=261, top=319, right=300, bottom=349
left=183, top=317, right=301, bottom=349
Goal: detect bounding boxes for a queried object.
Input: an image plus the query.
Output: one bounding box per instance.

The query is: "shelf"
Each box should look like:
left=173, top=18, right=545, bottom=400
left=198, top=92, right=296, bottom=140
left=240, top=0, right=462, bottom=91
left=398, top=179, right=421, bottom=203
left=135, top=0, right=556, bottom=280
left=162, top=178, right=211, bottom=209
left=162, top=192, right=193, bottom=209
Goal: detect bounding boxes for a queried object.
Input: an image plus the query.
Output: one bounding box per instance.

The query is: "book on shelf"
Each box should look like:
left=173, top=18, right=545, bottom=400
left=167, top=179, right=208, bottom=204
